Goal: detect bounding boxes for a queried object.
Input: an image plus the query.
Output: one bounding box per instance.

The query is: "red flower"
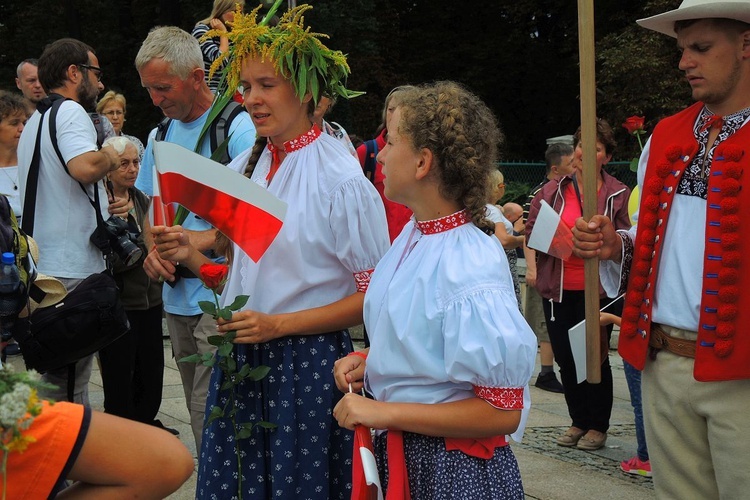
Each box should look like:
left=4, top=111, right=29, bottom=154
left=199, top=263, right=228, bottom=289
left=622, top=116, right=645, bottom=134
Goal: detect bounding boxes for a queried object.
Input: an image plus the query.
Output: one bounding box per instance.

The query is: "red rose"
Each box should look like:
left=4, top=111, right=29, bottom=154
left=622, top=116, right=645, bottom=134
left=200, top=263, right=229, bottom=289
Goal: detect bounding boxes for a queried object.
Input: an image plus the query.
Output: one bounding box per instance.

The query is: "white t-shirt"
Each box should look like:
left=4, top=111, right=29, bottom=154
left=0, top=166, right=22, bottom=223
left=17, top=101, right=108, bottom=279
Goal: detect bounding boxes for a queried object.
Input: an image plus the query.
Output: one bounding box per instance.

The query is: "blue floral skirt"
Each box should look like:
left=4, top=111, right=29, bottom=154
left=373, top=431, right=524, bottom=499
left=196, top=332, right=354, bottom=499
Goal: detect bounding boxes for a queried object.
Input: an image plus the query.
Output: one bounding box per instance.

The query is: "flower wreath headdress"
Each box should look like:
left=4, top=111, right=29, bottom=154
left=203, top=1, right=363, bottom=105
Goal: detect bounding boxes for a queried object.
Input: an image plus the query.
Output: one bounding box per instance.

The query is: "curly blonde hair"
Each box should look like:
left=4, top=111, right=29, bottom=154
left=394, top=81, right=503, bottom=234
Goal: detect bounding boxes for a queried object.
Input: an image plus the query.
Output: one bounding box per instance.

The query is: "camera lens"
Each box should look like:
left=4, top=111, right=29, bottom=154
left=113, top=235, right=143, bottom=267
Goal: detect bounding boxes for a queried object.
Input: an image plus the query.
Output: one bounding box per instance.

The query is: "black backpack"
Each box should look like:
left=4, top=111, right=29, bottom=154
left=155, top=100, right=246, bottom=165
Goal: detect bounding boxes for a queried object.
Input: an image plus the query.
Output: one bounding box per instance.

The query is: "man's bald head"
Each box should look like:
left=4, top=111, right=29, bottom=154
left=503, top=202, right=523, bottom=223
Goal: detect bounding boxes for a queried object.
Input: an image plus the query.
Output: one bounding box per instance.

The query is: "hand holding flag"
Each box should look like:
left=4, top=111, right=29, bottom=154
left=152, top=142, right=287, bottom=262
left=527, top=200, right=574, bottom=260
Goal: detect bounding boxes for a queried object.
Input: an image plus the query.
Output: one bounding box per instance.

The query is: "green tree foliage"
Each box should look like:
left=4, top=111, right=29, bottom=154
left=597, top=0, right=690, bottom=159
left=0, top=0, right=695, bottom=162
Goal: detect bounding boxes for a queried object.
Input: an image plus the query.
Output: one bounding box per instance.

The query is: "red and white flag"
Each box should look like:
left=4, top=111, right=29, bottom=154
left=149, top=153, right=173, bottom=227
left=152, top=142, right=287, bottom=262
left=527, top=200, right=574, bottom=261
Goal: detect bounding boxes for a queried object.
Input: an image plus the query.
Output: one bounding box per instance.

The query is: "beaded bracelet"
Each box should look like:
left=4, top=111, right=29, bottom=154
left=347, top=350, right=368, bottom=360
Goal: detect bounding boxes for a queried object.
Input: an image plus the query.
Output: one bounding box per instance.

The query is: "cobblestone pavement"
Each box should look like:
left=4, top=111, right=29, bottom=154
left=517, top=424, right=654, bottom=490
left=8, top=324, right=656, bottom=499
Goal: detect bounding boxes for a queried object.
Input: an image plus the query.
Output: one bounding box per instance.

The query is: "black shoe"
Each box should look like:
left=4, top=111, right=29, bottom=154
left=3, top=342, right=21, bottom=357
left=534, top=372, right=564, bottom=393
left=152, top=419, right=180, bottom=436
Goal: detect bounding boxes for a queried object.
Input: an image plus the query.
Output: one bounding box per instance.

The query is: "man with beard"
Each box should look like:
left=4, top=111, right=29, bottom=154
left=15, top=59, right=46, bottom=114
left=17, top=38, right=120, bottom=404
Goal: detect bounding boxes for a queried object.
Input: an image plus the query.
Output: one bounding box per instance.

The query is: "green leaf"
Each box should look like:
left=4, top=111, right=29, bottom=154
left=224, top=331, right=237, bottom=343
left=209, top=133, right=233, bottom=163
left=227, top=294, right=250, bottom=311
left=218, top=342, right=234, bottom=357
left=195, top=94, right=233, bottom=156
left=256, top=421, right=277, bottom=430
left=237, top=363, right=252, bottom=379
left=207, top=334, right=225, bottom=347
left=203, top=356, right=216, bottom=367
left=198, top=301, right=217, bottom=317
left=221, top=379, right=234, bottom=391
left=178, top=354, right=202, bottom=364
left=206, top=405, right=224, bottom=425
left=218, top=308, right=233, bottom=321
left=226, top=356, right=237, bottom=373
left=629, top=157, right=639, bottom=172
left=259, top=0, right=284, bottom=26
left=248, top=365, right=271, bottom=381
left=201, top=352, right=215, bottom=362
left=236, top=425, right=254, bottom=440
left=172, top=205, right=189, bottom=226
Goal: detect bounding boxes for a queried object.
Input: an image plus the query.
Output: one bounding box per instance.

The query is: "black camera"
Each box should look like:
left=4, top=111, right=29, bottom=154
left=91, top=216, right=143, bottom=267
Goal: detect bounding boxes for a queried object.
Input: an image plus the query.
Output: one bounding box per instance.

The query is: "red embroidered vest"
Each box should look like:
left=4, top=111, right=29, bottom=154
left=618, top=102, right=750, bottom=381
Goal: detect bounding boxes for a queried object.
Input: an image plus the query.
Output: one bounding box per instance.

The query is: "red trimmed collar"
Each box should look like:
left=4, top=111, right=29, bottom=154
left=415, top=209, right=471, bottom=235
left=267, top=123, right=322, bottom=155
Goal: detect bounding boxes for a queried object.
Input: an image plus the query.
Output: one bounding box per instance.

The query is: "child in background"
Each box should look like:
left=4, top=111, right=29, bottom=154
left=601, top=311, right=651, bottom=477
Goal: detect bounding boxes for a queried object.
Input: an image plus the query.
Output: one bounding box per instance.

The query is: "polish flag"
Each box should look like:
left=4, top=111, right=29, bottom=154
left=527, top=200, right=574, bottom=261
left=152, top=142, right=287, bottom=262
left=149, top=154, right=173, bottom=227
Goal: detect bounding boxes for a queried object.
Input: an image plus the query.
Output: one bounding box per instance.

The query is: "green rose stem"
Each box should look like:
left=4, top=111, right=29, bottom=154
left=181, top=282, right=274, bottom=499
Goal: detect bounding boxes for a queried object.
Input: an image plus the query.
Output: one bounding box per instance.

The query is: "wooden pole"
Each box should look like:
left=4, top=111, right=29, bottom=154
left=577, top=0, right=601, bottom=383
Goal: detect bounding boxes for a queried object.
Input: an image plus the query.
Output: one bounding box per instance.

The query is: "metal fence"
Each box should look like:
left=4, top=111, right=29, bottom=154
left=498, top=161, right=637, bottom=204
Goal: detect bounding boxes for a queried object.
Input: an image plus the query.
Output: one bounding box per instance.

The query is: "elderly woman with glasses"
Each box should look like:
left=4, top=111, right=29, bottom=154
left=96, top=91, right=144, bottom=159
left=96, top=136, right=171, bottom=433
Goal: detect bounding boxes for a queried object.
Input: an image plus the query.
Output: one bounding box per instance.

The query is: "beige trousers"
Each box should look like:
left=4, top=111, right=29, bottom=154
left=166, top=312, right=217, bottom=452
left=643, top=325, right=750, bottom=499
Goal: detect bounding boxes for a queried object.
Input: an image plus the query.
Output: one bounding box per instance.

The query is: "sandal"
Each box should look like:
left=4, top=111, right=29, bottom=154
left=556, top=427, right=586, bottom=447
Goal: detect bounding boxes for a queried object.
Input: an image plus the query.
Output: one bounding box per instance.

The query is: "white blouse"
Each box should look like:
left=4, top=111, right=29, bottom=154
left=220, top=128, right=389, bottom=314
left=364, top=211, right=537, bottom=442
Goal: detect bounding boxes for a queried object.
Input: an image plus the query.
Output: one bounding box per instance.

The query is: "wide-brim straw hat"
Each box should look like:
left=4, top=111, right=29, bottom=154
left=19, top=237, right=67, bottom=317
left=637, top=0, right=750, bottom=37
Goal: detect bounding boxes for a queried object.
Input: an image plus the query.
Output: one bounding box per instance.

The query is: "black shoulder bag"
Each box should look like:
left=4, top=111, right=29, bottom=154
left=14, top=95, right=130, bottom=398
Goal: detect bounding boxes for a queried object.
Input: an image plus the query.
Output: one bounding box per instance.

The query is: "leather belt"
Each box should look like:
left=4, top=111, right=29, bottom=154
left=649, top=324, right=696, bottom=358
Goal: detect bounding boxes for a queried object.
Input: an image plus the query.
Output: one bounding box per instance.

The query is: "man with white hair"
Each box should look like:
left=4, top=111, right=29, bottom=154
left=573, top=1, right=750, bottom=497
left=134, top=26, right=255, bottom=451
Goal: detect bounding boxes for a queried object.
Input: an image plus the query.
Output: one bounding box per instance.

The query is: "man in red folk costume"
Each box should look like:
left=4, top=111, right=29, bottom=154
left=572, top=1, right=750, bottom=498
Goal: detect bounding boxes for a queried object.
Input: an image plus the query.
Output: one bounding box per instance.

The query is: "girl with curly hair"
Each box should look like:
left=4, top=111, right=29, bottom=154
left=333, top=81, right=537, bottom=499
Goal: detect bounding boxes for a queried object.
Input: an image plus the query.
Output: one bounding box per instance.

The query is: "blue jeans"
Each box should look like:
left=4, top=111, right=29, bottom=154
left=623, top=359, right=649, bottom=461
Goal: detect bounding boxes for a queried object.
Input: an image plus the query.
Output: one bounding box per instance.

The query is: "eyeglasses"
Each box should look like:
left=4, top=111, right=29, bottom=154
left=78, top=64, right=103, bottom=82
left=104, top=110, right=124, bottom=117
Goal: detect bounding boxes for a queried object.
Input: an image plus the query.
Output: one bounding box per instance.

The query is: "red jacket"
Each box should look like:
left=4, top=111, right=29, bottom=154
left=356, top=130, right=412, bottom=242
left=525, top=171, right=631, bottom=302
left=619, top=102, right=750, bottom=381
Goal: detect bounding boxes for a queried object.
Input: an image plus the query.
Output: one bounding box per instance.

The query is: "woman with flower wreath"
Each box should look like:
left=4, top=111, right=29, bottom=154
left=152, top=4, right=389, bottom=498
left=332, top=82, right=537, bottom=498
